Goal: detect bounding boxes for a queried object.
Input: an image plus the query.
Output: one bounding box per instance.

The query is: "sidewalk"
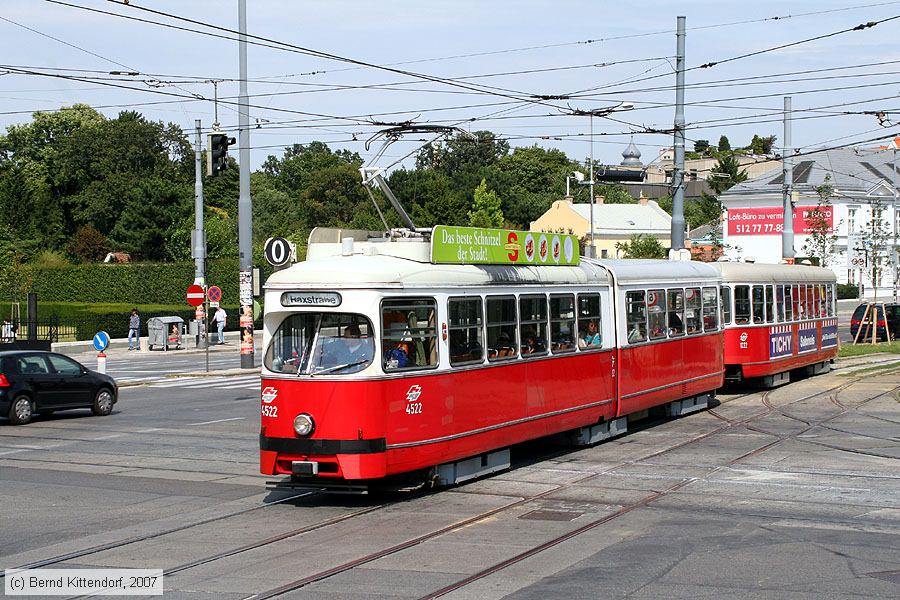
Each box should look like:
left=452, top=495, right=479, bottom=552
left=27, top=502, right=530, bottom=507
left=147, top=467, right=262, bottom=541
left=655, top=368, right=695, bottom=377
left=53, top=329, right=261, bottom=357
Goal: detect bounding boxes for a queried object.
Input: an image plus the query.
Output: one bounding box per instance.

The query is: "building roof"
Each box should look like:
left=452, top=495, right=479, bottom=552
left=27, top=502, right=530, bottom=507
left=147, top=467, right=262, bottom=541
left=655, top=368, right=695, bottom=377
left=620, top=180, right=712, bottom=200
left=569, top=201, right=671, bottom=235
left=722, top=146, right=900, bottom=200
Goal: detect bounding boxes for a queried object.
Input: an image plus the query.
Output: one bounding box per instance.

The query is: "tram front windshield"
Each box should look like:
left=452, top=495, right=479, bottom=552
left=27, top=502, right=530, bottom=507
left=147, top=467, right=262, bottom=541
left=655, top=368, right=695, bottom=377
left=265, top=312, right=375, bottom=375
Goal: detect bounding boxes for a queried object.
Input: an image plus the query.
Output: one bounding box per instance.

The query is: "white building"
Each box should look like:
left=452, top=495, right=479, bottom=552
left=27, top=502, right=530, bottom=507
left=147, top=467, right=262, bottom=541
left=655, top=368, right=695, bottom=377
left=721, top=144, right=900, bottom=297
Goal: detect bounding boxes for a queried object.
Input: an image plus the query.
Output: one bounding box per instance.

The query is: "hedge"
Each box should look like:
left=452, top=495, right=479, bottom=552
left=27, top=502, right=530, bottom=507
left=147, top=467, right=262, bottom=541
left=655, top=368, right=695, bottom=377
left=837, top=283, right=860, bottom=300
left=6, top=260, right=256, bottom=304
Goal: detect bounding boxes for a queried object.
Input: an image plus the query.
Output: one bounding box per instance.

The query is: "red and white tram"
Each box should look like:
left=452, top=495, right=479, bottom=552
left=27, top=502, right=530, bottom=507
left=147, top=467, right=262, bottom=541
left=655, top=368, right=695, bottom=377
left=710, top=262, right=838, bottom=387
left=259, top=228, right=724, bottom=488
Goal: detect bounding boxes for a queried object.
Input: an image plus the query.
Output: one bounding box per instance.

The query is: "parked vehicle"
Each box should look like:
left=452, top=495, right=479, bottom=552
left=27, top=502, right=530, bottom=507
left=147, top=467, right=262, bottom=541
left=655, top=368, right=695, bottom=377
left=0, top=351, right=118, bottom=425
left=850, top=303, right=900, bottom=342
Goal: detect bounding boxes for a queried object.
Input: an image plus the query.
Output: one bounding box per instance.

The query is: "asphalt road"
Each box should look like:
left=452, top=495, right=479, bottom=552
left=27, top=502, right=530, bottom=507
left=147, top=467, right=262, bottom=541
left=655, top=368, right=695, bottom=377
left=1, top=357, right=898, bottom=599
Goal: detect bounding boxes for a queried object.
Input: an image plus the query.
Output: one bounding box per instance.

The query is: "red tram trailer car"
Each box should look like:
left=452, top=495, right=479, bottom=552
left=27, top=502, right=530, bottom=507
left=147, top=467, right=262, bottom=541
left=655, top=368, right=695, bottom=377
left=710, top=262, right=838, bottom=387
left=259, top=227, right=724, bottom=489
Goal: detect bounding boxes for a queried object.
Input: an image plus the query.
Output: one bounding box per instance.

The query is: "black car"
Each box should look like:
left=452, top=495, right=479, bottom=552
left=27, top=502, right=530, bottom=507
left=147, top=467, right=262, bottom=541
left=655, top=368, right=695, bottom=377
left=0, top=351, right=118, bottom=425
left=850, top=303, right=900, bottom=342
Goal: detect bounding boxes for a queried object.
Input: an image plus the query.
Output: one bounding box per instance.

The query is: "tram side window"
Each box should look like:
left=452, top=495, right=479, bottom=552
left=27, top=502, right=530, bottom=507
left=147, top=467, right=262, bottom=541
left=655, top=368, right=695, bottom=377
left=702, top=287, right=719, bottom=331
left=550, top=294, right=576, bottom=353
left=765, top=285, right=775, bottom=323
left=668, top=289, right=685, bottom=335
left=648, top=289, right=667, bottom=340
left=793, top=285, right=802, bottom=320
left=752, top=285, right=765, bottom=324
left=734, top=285, right=751, bottom=325
left=382, top=298, right=438, bottom=371
left=449, top=298, right=484, bottom=366
left=721, top=286, right=732, bottom=325
left=519, top=295, right=548, bottom=357
left=819, top=284, right=827, bottom=317
left=803, top=285, right=816, bottom=319
left=685, top=287, right=702, bottom=334
left=625, top=291, right=648, bottom=343
left=784, top=284, right=794, bottom=321
left=577, top=293, right=602, bottom=349
left=827, top=284, right=835, bottom=316
left=813, top=284, right=822, bottom=317
left=486, top=296, right=518, bottom=361
left=776, top=285, right=785, bottom=322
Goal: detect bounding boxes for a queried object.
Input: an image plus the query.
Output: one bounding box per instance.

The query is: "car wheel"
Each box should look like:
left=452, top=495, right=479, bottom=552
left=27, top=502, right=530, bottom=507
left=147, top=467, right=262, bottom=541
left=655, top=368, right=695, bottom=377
left=92, top=388, right=115, bottom=416
left=9, top=395, right=34, bottom=425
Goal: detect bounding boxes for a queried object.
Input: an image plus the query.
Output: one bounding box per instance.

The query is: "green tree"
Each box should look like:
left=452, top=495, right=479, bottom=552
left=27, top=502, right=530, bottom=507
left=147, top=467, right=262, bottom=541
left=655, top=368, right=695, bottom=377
left=801, top=199, right=838, bottom=267
left=708, top=155, right=748, bottom=195
left=616, top=234, right=667, bottom=259
left=694, top=139, right=710, bottom=154
left=749, top=134, right=777, bottom=155
left=66, top=224, right=111, bottom=263
left=468, top=179, right=504, bottom=227
left=717, top=135, right=731, bottom=152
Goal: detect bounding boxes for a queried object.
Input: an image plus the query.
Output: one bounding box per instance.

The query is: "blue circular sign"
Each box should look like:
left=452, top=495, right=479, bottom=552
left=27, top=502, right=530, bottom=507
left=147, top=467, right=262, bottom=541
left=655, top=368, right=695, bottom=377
left=92, top=331, right=110, bottom=352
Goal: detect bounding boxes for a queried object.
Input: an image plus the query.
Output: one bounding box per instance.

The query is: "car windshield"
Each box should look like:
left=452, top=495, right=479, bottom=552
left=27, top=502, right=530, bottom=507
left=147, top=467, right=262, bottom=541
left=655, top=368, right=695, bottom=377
left=264, top=312, right=374, bottom=375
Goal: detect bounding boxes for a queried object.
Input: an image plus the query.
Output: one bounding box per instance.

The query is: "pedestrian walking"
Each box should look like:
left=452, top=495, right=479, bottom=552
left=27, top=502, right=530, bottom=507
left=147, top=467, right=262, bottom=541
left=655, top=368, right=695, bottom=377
left=212, top=306, right=227, bottom=345
left=127, top=308, right=141, bottom=351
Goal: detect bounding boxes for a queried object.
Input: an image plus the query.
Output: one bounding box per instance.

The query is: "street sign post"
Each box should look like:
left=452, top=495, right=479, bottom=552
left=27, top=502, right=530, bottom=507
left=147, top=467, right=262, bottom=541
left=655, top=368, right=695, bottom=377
left=187, top=284, right=205, bottom=307
left=92, top=331, right=110, bottom=374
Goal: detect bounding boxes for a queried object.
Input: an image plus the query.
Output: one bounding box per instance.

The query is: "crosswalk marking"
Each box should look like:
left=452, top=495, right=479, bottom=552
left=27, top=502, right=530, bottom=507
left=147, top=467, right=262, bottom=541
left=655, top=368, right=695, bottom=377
left=145, top=375, right=260, bottom=390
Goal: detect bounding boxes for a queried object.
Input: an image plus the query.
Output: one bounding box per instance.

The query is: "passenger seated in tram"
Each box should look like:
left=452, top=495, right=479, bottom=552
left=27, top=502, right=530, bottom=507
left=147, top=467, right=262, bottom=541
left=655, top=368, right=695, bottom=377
left=579, top=320, right=600, bottom=348
left=521, top=329, right=546, bottom=355
left=554, top=326, right=574, bottom=350
left=490, top=331, right=515, bottom=358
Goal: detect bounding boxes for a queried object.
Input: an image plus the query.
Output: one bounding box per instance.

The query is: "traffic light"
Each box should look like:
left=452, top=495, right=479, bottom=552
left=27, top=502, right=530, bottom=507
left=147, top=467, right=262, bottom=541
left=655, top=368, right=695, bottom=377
left=206, top=133, right=235, bottom=177
left=595, top=166, right=646, bottom=182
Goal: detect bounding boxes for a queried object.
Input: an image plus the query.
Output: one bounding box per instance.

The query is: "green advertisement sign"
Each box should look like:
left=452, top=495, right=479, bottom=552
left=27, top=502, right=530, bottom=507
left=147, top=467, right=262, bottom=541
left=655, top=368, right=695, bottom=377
left=431, top=225, right=580, bottom=266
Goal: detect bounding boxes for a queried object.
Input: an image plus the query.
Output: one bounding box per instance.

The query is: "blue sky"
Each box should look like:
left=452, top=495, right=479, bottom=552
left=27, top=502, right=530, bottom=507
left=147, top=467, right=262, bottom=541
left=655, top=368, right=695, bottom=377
left=2, top=1, right=899, bottom=171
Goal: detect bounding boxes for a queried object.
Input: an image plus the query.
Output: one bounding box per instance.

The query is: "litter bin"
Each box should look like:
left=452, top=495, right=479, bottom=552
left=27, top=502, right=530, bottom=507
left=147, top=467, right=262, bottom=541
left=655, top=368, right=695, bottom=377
left=147, top=316, right=185, bottom=351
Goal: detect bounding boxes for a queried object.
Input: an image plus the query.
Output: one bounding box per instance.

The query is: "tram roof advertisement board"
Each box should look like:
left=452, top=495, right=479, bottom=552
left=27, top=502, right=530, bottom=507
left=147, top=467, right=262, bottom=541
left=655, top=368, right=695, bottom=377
left=431, top=225, right=580, bottom=266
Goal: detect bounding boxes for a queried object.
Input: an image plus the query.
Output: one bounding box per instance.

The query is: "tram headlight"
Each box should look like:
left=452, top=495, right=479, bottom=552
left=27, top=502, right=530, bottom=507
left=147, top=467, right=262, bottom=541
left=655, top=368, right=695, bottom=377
left=293, top=413, right=315, bottom=436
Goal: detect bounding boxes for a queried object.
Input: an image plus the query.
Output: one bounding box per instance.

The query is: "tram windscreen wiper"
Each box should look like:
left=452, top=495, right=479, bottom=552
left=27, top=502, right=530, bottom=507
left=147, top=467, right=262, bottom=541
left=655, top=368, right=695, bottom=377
left=310, top=359, right=369, bottom=376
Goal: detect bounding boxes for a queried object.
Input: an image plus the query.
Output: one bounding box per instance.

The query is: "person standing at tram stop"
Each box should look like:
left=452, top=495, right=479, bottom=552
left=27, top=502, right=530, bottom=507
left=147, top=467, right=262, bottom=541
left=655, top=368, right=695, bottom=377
left=127, top=308, right=140, bottom=351
left=211, top=306, right=227, bottom=345
left=579, top=319, right=600, bottom=348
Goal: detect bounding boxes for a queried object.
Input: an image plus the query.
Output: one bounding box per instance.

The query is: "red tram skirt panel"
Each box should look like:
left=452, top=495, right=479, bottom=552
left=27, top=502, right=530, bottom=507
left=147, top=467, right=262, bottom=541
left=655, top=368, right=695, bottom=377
left=615, top=332, right=724, bottom=417
left=725, top=318, right=838, bottom=379
left=260, top=350, right=616, bottom=480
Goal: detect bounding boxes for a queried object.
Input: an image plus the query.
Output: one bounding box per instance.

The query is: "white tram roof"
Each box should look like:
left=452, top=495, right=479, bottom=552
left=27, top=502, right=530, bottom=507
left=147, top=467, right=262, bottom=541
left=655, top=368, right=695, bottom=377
left=265, top=228, right=721, bottom=292
left=709, top=261, right=836, bottom=284
left=591, top=258, right=720, bottom=286
left=266, top=247, right=610, bottom=290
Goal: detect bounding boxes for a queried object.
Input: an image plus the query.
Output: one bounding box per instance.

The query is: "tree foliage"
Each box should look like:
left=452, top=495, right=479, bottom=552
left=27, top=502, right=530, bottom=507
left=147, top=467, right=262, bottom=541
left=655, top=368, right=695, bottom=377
left=616, top=234, right=667, bottom=259
left=708, top=155, right=749, bottom=195
left=717, top=135, right=731, bottom=152
left=468, top=179, right=504, bottom=227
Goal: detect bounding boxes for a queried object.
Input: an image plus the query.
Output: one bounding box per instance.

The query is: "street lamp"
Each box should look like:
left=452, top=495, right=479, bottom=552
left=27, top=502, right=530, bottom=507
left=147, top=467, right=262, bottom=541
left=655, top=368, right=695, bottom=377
left=565, top=102, right=634, bottom=258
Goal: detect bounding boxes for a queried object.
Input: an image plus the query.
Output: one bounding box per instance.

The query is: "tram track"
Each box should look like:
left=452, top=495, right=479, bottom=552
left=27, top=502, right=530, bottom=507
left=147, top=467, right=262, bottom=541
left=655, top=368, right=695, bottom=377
left=11, top=375, right=891, bottom=598
left=415, top=381, right=900, bottom=599
left=234, top=380, right=870, bottom=599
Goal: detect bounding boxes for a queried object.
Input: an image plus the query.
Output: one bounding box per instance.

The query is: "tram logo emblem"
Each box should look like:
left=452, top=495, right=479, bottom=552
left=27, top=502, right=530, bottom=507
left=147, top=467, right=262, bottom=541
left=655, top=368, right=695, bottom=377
left=261, top=386, right=278, bottom=404
left=405, top=385, right=422, bottom=402
left=739, top=332, right=749, bottom=350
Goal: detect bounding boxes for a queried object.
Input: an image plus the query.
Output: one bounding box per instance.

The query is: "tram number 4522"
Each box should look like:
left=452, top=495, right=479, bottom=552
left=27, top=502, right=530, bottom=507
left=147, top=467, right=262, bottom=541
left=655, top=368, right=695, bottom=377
left=405, top=402, right=422, bottom=415
left=261, top=405, right=278, bottom=417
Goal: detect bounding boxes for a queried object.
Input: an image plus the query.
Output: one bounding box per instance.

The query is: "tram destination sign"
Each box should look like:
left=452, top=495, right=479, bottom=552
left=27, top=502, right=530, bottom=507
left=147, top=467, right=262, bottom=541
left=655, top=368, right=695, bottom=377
left=281, top=291, right=342, bottom=307
left=431, top=225, right=579, bottom=266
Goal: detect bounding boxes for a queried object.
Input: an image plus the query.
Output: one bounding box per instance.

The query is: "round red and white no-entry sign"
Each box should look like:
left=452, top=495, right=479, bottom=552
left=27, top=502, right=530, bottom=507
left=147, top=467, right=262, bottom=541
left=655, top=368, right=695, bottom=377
left=186, top=284, right=205, bottom=307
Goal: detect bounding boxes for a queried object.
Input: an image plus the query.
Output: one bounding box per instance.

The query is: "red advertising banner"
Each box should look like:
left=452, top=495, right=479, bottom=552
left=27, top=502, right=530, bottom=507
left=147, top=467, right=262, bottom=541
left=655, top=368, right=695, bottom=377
left=727, top=205, right=833, bottom=236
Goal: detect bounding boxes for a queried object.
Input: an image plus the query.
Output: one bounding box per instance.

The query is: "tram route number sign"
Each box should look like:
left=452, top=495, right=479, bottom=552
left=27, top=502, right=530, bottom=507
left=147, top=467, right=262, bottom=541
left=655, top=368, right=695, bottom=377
left=264, top=236, right=294, bottom=267
left=431, top=225, right=579, bottom=266
left=186, top=284, right=205, bottom=307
